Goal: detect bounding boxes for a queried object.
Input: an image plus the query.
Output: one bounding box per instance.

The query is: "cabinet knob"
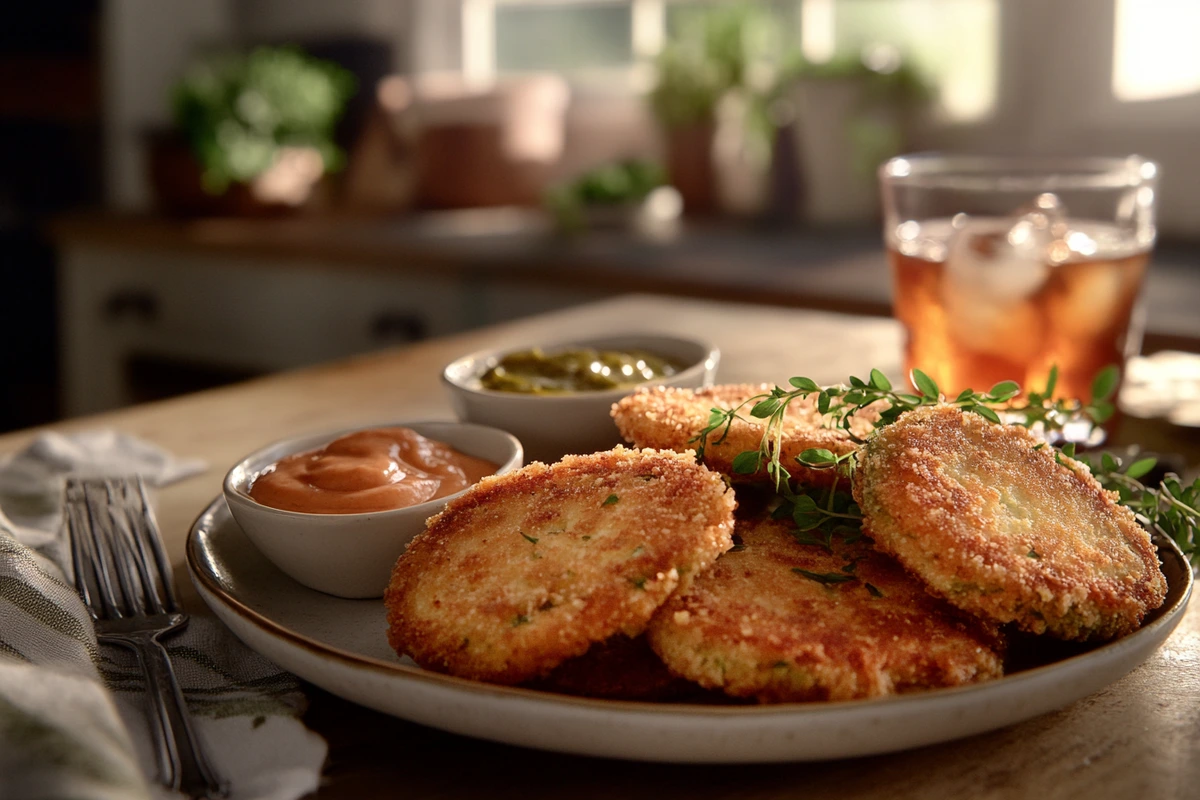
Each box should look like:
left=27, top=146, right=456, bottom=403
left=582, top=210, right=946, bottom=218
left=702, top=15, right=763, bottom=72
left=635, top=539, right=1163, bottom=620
left=370, top=311, right=426, bottom=342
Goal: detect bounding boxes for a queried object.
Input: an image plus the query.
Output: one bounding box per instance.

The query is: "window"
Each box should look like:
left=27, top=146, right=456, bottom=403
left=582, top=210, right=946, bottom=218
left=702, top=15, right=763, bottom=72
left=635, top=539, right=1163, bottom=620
left=495, top=3, right=634, bottom=73
left=801, top=0, right=998, bottom=122
left=462, top=0, right=645, bottom=87
left=460, top=0, right=999, bottom=122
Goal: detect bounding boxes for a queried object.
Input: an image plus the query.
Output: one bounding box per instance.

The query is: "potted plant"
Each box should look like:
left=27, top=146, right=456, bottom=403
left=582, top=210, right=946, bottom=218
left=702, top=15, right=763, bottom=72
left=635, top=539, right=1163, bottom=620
left=149, top=45, right=355, bottom=216
left=648, top=3, right=779, bottom=217
left=544, top=159, right=667, bottom=233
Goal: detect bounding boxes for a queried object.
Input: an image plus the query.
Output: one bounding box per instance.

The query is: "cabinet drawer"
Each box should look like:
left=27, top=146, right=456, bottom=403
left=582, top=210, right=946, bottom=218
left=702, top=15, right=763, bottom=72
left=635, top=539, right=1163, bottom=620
left=67, top=249, right=469, bottom=370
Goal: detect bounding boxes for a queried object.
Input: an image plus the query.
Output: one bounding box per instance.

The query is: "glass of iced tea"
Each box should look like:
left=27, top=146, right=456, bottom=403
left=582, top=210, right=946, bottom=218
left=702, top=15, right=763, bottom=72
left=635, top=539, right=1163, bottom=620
left=879, top=154, right=1157, bottom=402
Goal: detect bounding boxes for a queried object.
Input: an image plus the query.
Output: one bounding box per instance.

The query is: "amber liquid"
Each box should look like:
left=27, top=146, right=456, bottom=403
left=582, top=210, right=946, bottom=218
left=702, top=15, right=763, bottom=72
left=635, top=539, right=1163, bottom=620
left=888, top=219, right=1150, bottom=400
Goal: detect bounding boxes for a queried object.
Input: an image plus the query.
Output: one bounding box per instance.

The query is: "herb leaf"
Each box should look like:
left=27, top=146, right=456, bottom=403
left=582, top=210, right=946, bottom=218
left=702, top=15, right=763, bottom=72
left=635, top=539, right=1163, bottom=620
left=793, top=568, right=856, bottom=585
left=731, top=450, right=763, bottom=474
left=1126, top=457, right=1157, bottom=480
left=912, top=369, right=940, bottom=399
left=988, top=380, right=1021, bottom=400
left=1091, top=365, right=1120, bottom=402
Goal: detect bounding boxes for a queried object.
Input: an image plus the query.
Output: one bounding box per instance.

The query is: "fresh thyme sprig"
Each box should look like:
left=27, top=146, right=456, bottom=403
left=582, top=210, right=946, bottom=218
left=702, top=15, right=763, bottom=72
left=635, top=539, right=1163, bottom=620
left=692, top=364, right=1118, bottom=490
left=1079, top=451, right=1199, bottom=565
left=690, top=364, right=1199, bottom=567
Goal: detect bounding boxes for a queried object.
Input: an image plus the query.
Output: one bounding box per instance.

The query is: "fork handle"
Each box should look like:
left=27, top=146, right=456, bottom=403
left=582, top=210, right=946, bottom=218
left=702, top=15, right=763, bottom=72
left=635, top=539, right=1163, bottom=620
left=121, top=631, right=228, bottom=799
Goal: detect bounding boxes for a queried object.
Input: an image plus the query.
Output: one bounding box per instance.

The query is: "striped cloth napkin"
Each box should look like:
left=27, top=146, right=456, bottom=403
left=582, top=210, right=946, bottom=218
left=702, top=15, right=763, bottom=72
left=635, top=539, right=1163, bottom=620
left=0, top=431, right=327, bottom=800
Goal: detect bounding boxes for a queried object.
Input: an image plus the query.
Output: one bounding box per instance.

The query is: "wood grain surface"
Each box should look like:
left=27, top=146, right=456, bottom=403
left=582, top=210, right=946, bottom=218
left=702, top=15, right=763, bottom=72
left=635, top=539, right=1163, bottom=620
left=3, top=294, right=1196, bottom=799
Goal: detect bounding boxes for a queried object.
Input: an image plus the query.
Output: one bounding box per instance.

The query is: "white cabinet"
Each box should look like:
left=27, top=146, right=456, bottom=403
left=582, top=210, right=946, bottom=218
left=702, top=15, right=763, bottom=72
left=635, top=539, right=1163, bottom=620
left=57, top=245, right=604, bottom=416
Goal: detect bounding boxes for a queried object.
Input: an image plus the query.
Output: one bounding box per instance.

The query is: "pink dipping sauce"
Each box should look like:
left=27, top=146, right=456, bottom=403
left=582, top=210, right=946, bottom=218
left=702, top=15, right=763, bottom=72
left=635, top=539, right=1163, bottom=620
left=248, top=427, right=498, bottom=514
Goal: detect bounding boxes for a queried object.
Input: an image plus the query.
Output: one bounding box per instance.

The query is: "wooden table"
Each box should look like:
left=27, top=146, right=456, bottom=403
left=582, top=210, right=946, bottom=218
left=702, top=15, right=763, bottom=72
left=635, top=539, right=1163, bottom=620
left=4, top=294, right=1197, bottom=799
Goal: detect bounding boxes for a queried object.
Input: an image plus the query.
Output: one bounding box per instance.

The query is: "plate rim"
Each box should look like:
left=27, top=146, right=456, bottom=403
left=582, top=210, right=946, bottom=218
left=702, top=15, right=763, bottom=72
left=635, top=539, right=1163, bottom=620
left=186, top=493, right=1194, bottom=723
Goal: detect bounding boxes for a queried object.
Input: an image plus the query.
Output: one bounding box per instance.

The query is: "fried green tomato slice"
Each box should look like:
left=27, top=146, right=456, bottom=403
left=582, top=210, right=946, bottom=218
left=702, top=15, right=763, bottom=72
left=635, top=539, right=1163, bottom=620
left=385, top=447, right=736, bottom=684
left=853, top=405, right=1167, bottom=642
left=646, top=516, right=1004, bottom=703
left=611, top=384, right=879, bottom=489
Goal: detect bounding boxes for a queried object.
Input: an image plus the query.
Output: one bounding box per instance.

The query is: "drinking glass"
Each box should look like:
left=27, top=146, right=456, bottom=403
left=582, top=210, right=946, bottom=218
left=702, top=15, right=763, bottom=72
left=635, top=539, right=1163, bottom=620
left=878, top=154, right=1157, bottom=401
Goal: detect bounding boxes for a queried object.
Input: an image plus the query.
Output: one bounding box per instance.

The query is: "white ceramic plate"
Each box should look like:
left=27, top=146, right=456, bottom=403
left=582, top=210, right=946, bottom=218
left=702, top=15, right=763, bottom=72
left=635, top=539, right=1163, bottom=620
left=187, top=496, right=1192, bottom=764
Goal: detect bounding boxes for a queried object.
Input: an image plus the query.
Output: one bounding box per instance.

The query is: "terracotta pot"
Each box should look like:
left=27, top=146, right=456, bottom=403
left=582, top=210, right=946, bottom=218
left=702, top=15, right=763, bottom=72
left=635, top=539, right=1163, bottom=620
left=663, top=120, right=718, bottom=217
left=380, top=73, right=570, bottom=210
left=414, top=123, right=553, bottom=209
left=145, top=131, right=321, bottom=217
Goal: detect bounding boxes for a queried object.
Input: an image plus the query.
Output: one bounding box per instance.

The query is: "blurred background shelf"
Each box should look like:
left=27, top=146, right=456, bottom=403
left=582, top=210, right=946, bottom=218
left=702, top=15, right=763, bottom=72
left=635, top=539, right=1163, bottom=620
left=4, top=0, right=1200, bottom=432
left=52, top=211, right=1200, bottom=417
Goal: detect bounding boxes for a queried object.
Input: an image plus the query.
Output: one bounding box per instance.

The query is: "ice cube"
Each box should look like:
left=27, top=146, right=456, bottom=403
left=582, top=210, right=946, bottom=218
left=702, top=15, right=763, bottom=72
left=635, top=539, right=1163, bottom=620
left=940, top=208, right=1060, bottom=361
left=944, top=282, right=1044, bottom=362
left=943, top=210, right=1055, bottom=301
left=1049, top=261, right=1130, bottom=337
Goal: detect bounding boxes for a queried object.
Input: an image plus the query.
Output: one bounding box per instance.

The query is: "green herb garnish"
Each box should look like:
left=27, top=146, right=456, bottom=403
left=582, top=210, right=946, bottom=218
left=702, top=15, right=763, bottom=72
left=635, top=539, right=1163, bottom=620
left=1080, top=451, right=1199, bottom=565
left=695, top=366, right=1117, bottom=488
left=793, top=568, right=857, bottom=585
left=603, top=494, right=619, bottom=506
left=692, top=364, right=1197, bottom=566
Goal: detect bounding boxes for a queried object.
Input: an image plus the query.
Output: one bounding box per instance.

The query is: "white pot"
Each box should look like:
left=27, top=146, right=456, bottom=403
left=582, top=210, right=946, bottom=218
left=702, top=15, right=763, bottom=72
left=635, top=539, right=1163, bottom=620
left=787, top=77, right=900, bottom=226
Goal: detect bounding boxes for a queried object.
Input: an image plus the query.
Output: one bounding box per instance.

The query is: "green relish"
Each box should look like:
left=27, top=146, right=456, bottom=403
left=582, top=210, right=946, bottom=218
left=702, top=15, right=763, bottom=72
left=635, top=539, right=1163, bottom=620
left=480, top=347, right=687, bottom=394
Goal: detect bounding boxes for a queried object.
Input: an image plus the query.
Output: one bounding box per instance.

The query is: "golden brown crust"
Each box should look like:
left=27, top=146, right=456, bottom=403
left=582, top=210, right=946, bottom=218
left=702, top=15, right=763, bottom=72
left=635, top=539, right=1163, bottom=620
left=646, top=516, right=1005, bottom=703
left=384, top=447, right=736, bottom=684
left=853, top=405, right=1168, bottom=641
left=611, top=384, right=879, bottom=488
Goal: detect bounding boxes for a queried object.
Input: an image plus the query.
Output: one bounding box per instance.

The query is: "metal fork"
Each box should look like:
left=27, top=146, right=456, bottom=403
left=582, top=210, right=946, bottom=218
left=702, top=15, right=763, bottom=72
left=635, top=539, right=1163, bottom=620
left=66, top=476, right=227, bottom=799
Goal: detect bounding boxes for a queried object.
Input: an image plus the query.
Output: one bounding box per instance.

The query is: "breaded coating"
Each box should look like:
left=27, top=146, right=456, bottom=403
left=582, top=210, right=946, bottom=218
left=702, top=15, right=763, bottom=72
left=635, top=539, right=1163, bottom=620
left=611, top=384, right=879, bottom=488
left=524, top=634, right=701, bottom=701
left=853, top=405, right=1168, bottom=642
left=646, top=516, right=1005, bottom=703
left=385, top=447, right=736, bottom=684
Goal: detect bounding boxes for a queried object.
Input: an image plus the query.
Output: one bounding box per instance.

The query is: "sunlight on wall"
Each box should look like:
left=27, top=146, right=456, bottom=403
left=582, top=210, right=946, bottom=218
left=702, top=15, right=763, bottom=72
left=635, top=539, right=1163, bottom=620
left=800, top=0, right=835, bottom=64
left=1113, top=0, right=1200, bottom=102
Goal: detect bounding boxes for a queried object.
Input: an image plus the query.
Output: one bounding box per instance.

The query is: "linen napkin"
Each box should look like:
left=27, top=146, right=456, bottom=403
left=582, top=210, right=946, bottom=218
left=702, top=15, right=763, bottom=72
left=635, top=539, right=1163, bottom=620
left=0, top=430, right=328, bottom=800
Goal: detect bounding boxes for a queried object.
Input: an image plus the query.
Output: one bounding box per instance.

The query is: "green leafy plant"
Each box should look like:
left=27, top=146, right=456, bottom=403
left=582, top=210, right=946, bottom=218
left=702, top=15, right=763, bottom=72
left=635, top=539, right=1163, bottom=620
left=545, top=160, right=665, bottom=232
left=648, top=2, right=780, bottom=129
left=172, top=45, right=356, bottom=193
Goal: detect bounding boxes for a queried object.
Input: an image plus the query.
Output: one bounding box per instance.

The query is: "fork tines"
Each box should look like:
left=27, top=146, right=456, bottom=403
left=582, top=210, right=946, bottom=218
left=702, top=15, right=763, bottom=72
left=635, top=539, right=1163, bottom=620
left=67, top=477, right=181, bottom=621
